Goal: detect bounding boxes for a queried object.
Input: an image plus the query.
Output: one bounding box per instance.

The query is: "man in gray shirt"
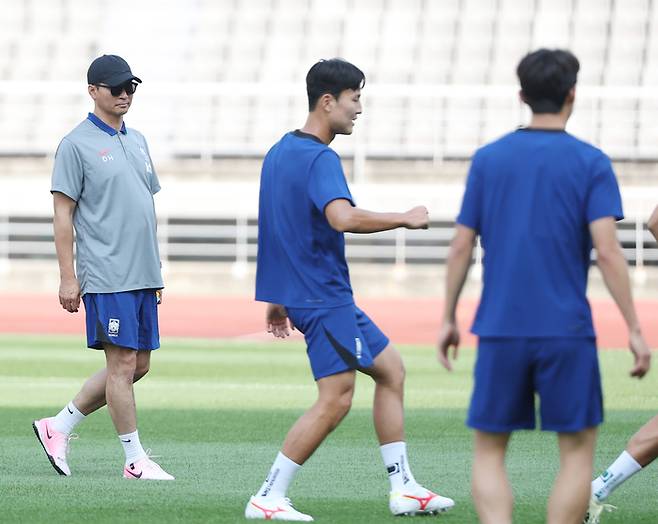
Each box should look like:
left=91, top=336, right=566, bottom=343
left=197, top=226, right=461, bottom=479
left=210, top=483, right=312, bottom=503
left=32, top=55, right=173, bottom=480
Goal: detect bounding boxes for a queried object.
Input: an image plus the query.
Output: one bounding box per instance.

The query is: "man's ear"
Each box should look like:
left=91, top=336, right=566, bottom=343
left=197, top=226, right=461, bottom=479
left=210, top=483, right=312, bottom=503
left=319, top=93, right=335, bottom=113
left=88, top=85, right=98, bottom=101
left=565, top=86, right=576, bottom=104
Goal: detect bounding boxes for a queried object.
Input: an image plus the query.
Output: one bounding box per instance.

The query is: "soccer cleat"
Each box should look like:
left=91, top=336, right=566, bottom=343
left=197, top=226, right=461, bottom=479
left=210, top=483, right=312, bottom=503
left=123, top=455, right=174, bottom=480
left=32, top=417, right=75, bottom=476
left=583, top=497, right=616, bottom=524
left=389, top=485, right=455, bottom=516
left=245, top=496, right=314, bottom=521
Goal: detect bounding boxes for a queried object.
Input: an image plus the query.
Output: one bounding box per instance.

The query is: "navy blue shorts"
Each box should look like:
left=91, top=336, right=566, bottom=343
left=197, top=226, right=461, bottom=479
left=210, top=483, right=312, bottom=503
left=287, top=304, right=390, bottom=380
left=82, top=290, right=160, bottom=351
left=468, top=337, right=603, bottom=433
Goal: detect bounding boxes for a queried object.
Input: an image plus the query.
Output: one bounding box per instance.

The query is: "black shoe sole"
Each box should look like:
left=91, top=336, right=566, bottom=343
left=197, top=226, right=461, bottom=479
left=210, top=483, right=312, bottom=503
left=32, top=421, right=68, bottom=476
left=394, top=508, right=453, bottom=517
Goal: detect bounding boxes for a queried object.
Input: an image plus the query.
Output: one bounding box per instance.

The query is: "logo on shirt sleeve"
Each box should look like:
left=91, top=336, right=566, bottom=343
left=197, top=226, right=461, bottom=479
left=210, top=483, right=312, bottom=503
left=108, top=318, right=120, bottom=337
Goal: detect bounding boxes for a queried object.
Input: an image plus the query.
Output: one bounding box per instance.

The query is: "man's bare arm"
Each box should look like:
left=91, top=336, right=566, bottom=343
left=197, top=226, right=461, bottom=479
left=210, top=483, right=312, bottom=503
left=590, top=216, right=651, bottom=378
left=53, top=191, right=80, bottom=313
left=438, top=225, right=477, bottom=371
left=324, top=198, right=429, bottom=234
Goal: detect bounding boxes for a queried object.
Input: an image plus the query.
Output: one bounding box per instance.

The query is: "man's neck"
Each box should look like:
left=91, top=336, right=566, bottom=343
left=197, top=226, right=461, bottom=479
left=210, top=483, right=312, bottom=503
left=300, top=115, right=334, bottom=145
left=527, top=112, right=568, bottom=130
left=93, top=109, right=123, bottom=132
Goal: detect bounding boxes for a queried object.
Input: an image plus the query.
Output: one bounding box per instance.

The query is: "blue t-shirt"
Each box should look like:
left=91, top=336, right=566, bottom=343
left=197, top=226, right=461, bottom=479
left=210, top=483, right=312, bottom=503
left=255, top=131, right=355, bottom=308
left=457, top=128, right=623, bottom=337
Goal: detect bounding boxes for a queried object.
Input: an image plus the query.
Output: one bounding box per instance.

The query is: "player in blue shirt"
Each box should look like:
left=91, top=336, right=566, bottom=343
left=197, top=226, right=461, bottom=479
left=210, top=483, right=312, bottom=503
left=245, top=59, right=455, bottom=521
left=584, top=205, right=658, bottom=523
left=437, top=49, right=651, bottom=524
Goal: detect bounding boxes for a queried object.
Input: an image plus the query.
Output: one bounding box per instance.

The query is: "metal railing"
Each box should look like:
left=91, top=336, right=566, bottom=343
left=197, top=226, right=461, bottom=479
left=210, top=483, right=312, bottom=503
left=2, top=216, right=656, bottom=275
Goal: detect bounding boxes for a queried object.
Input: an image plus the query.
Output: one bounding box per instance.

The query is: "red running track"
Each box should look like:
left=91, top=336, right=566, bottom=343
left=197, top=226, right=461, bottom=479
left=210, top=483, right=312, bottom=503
left=0, top=293, right=656, bottom=349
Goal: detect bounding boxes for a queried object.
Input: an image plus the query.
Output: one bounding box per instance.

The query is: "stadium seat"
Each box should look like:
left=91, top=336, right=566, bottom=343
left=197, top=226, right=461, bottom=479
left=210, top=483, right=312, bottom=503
left=599, top=99, right=638, bottom=158
left=0, top=0, right=653, bottom=160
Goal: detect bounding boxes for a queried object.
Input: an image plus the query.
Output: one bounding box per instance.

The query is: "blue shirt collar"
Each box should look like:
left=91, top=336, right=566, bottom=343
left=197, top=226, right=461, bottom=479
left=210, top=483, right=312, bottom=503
left=87, top=112, right=127, bottom=136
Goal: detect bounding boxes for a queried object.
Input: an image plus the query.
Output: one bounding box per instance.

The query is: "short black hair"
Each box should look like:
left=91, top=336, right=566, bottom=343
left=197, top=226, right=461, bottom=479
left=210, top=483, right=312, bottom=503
left=517, top=49, right=580, bottom=113
left=306, top=58, right=365, bottom=111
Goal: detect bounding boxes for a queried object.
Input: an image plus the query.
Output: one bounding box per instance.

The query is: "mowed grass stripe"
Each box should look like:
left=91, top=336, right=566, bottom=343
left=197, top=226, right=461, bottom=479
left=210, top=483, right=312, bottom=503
left=0, top=335, right=656, bottom=410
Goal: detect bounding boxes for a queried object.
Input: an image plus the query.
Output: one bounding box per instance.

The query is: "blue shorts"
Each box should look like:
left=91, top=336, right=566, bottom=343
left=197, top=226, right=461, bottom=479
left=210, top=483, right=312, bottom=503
left=468, top=337, right=603, bottom=433
left=287, top=304, right=390, bottom=380
left=82, top=290, right=160, bottom=351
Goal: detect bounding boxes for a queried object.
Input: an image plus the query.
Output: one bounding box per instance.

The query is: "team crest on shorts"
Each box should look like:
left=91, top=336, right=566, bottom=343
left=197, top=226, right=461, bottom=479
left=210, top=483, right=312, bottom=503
left=108, top=318, right=120, bottom=337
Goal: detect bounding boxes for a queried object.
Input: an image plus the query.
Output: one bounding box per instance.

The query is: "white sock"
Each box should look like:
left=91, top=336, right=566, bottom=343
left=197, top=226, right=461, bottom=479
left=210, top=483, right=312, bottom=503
left=591, top=450, right=642, bottom=501
left=257, top=452, right=301, bottom=498
left=51, top=402, right=86, bottom=435
left=380, top=441, right=418, bottom=492
left=118, top=430, right=147, bottom=465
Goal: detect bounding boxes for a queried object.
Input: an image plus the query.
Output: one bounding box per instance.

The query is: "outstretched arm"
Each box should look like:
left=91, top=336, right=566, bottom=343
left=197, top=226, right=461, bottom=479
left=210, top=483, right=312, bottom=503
left=590, top=216, right=651, bottom=378
left=438, top=225, right=477, bottom=371
left=53, top=191, right=80, bottom=313
left=324, top=198, right=429, bottom=234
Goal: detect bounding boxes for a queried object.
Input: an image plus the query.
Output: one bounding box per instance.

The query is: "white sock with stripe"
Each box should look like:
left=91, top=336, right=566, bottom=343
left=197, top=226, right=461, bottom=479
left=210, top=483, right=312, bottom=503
left=257, top=452, right=301, bottom=498
left=119, top=430, right=147, bottom=466
left=51, top=401, right=86, bottom=435
left=380, top=441, right=419, bottom=492
left=591, top=450, right=642, bottom=501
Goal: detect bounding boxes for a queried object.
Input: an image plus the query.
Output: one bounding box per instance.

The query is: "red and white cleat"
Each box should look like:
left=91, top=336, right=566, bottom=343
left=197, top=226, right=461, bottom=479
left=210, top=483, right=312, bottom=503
left=389, top=485, right=455, bottom=516
left=245, top=496, right=314, bottom=521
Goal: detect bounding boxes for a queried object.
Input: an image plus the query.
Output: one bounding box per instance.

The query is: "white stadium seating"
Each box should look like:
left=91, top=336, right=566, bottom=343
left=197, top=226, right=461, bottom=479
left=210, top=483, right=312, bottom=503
left=1, top=1, right=658, bottom=276
left=0, top=0, right=657, bottom=159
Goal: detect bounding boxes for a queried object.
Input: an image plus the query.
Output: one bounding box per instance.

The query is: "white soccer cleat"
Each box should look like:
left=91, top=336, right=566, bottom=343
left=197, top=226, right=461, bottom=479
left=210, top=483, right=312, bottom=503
left=123, top=455, right=174, bottom=480
left=583, top=497, right=616, bottom=524
left=245, top=496, right=314, bottom=521
left=389, top=485, right=455, bottom=516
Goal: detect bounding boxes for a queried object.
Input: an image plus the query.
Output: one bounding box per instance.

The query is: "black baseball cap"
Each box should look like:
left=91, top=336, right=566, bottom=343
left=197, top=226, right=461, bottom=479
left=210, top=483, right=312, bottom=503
left=87, top=55, right=142, bottom=87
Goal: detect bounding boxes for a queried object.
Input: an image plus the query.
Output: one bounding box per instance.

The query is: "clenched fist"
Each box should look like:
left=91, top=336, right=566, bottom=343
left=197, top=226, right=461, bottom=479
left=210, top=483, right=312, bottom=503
left=403, top=206, right=430, bottom=230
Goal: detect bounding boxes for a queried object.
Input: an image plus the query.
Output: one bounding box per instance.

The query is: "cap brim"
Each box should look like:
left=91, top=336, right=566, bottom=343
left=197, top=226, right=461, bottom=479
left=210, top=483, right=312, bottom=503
left=105, top=72, right=142, bottom=87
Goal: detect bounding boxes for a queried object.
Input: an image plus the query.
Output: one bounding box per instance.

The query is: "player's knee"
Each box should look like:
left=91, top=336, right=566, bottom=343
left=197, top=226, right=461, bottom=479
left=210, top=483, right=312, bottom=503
left=393, top=360, right=406, bottom=388
left=328, top=396, right=352, bottom=429
left=107, top=349, right=138, bottom=379
left=319, top=389, right=353, bottom=423
left=335, top=390, right=353, bottom=417
left=380, top=360, right=406, bottom=390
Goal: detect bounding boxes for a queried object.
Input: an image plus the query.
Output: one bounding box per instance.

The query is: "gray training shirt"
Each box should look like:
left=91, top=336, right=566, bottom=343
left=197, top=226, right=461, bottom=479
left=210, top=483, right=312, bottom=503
left=51, top=113, right=164, bottom=295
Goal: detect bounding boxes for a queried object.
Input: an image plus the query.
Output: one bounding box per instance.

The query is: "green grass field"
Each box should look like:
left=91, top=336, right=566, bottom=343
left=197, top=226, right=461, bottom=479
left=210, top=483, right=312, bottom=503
left=1, top=334, right=656, bottom=523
